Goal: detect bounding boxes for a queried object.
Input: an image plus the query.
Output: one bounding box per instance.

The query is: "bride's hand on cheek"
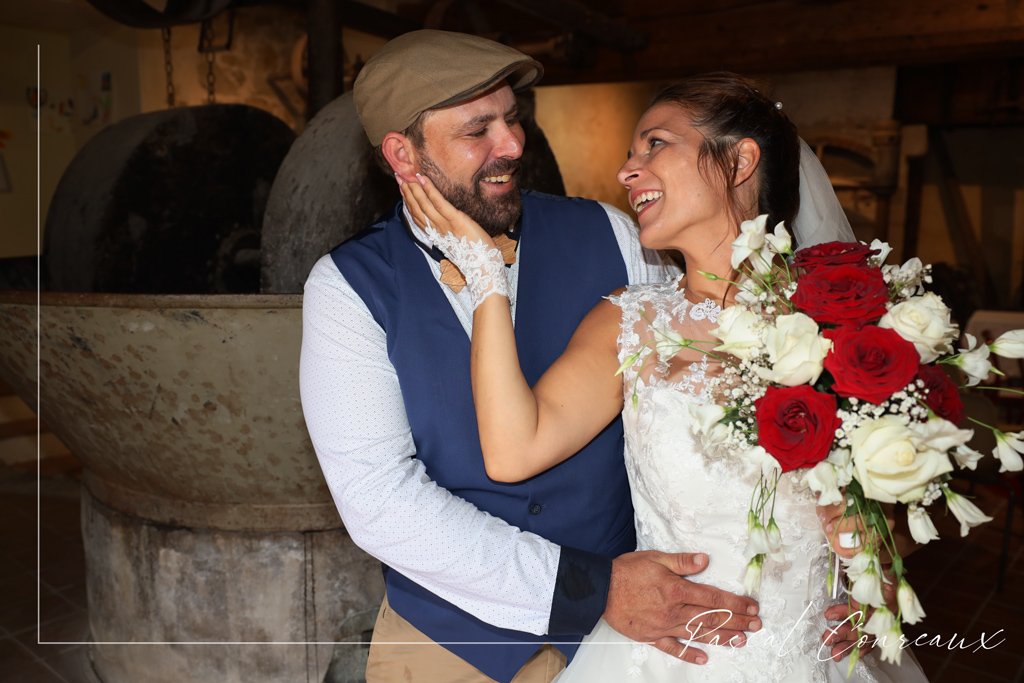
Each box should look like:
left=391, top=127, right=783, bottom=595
left=397, top=173, right=494, bottom=246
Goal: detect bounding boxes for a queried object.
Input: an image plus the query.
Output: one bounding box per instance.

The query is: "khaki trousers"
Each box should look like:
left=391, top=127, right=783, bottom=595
left=365, top=596, right=567, bottom=683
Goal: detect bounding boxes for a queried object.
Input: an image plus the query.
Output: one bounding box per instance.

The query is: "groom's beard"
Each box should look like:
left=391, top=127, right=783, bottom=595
left=417, top=151, right=522, bottom=237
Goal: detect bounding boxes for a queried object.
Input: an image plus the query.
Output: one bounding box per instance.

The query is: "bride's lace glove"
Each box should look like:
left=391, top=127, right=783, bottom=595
left=399, top=173, right=511, bottom=310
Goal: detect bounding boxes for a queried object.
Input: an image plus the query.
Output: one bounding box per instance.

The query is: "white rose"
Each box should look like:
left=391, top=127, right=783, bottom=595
left=850, top=416, right=954, bottom=504
left=711, top=306, right=764, bottom=360
left=878, top=293, right=956, bottom=363
left=758, top=312, right=831, bottom=386
left=731, top=214, right=767, bottom=270
left=990, top=329, right=1024, bottom=359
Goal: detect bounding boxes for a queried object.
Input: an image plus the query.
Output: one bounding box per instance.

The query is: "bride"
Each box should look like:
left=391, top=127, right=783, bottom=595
left=400, top=73, right=929, bottom=682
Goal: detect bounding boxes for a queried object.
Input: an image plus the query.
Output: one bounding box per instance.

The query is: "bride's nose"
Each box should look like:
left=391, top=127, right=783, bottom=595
left=617, top=157, right=640, bottom=187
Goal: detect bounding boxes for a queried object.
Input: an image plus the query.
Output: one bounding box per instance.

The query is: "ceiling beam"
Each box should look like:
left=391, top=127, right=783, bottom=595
left=538, top=0, right=1024, bottom=84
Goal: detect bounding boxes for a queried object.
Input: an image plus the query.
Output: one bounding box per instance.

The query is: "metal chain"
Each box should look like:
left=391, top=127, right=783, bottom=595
left=199, top=20, right=217, bottom=104
left=161, top=26, right=176, bottom=108
left=205, top=50, right=216, bottom=103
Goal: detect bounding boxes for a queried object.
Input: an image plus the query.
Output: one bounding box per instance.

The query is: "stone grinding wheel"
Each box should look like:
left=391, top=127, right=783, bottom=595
left=260, top=90, right=566, bottom=294
left=43, top=104, right=295, bottom=294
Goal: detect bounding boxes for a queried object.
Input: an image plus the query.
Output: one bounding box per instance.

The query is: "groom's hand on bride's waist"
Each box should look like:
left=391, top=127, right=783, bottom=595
left=603, top=550, right=762, bottom=666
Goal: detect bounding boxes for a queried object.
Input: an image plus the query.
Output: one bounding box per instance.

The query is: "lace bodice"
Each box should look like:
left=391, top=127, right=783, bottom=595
left=554, top=278, right=924, bottom=682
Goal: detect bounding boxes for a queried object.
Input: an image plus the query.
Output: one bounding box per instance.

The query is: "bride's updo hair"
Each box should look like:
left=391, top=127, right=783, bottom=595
left=651, top=72, right=800, bottom=231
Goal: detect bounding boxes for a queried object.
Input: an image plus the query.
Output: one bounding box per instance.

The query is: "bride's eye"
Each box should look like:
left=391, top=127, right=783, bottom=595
left=649, top=137, right=665, bottom=150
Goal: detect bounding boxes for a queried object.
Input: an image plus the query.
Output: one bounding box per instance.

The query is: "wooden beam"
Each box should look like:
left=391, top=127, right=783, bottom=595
left=538, top=0, right=1024, bottom=84
left=929, top=128, right=997, bottom=303
left=900, top=154, right=926, bottom=263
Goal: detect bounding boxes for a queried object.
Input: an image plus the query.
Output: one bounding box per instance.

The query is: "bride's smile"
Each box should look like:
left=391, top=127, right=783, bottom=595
left=617, top=102, right=749, bottom=255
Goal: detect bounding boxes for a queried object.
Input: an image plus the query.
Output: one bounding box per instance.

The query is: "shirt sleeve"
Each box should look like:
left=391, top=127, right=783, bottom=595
left=601, top=202, right=681, bottom=285
left=300, top=255, right=562, bottom=635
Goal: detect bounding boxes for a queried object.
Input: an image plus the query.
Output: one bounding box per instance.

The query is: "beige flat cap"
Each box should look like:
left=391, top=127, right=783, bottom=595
left=354, top=29, right=543, bottom=146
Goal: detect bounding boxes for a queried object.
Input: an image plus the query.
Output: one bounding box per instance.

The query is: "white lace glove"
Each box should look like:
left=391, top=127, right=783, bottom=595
left=424, top=223, right=513, bottom=310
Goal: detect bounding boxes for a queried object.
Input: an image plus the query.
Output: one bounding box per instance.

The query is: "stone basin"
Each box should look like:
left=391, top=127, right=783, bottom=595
left=0, top=290, right=383, bottom=683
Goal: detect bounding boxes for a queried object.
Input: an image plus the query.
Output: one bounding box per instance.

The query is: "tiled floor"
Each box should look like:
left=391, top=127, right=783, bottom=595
left=1, top=464, right=93, bottom=683
left=900, top=475, right=1024, bottom=682
left=1, top=426, right=1022, bottom=681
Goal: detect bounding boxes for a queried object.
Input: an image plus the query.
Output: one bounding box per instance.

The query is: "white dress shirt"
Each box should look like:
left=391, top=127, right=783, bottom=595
left=300, top=201, right=676, bottom=635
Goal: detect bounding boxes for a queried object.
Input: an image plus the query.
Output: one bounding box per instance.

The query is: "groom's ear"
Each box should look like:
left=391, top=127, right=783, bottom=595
left=733, top=138, right=761, bottom=187
left=381, top=131, right=419, bottom=178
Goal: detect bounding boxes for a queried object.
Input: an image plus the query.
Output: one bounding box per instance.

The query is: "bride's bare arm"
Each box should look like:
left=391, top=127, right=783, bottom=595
left=400, top=174, right=624, bottom=482
left=474, top=295, right=624, bottom=481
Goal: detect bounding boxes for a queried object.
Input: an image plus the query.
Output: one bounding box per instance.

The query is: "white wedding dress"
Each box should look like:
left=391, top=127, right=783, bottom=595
left=556, top=278, right=929, bottom=683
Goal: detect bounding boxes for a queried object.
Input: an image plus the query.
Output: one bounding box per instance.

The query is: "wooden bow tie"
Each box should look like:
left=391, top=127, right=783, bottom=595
left=439, top=234, right=518, bottom=293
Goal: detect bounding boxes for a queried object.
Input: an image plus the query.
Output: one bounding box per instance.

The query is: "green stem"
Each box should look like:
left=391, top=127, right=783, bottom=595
left=969, top=385, right=1024, bottom=397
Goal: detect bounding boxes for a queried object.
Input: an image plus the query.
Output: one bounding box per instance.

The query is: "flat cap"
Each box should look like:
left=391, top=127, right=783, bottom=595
left=354, top=29, right=543, bottom=146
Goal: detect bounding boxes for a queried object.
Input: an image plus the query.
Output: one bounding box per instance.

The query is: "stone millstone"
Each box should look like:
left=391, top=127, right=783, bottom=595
left=44, top=104, right=295, bottom=294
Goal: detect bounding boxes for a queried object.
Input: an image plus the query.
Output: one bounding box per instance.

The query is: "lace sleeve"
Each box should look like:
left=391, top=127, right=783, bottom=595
left=607, top=286, right=650, bottom=385
left=424, top=225, right=512, bottom=309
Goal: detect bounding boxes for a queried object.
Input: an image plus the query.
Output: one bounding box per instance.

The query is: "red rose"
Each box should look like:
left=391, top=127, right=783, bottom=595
left=917, top=364, right=965, bottom=425
left=791, top=263, right=889, bottom=327
left=823, top=325, right=920, bottom=404
left=755, top=385, right=840, bottom=473
left=792, top=241, right=876, bottom=272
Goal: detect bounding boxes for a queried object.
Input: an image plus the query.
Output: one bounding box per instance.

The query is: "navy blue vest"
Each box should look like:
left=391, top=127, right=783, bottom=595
left=331, top=191, right=636, bottom=682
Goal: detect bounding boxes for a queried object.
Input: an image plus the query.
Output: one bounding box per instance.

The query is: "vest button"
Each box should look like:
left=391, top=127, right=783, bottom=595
left=529, top=503, right=542, bottom=515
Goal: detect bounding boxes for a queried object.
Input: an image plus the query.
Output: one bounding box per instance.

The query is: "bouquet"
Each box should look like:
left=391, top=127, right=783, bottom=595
left=675, top=215, right=1024, bottom=665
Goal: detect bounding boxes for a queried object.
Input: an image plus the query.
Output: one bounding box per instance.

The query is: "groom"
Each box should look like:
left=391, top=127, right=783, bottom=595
left=301, top=30, right=765, bottom=683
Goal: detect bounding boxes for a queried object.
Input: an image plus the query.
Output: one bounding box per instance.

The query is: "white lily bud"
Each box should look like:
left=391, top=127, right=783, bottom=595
left=850, top=563, right=885, bottom=607
left=863, top=606, right=895, bottom=636
left=907, top=505, right=939, bottom=545
left=805, top=460, right=843, bottom=506
left=993, top=430, right=1024, bottom=473
left=869, top=239, right=893, bottom=264
left=950, top=335, right=993, bottom=386
left=743, top=555, right=763, bottom=596
left=766, top=518, right=785, bottom=561
left=897, top=579, right=926, bottom=625
left=731, top=215, right=768, bottom=270
left=745, top=523, right=772, bottom=557
left=842, top=549, right=874, bottom=581
left=877, top=623, right=905, bottom=665
left=952, top=444, right=984, bottom=470
left=944, top=488, right=993, bottom=536
left=990, top=329, right=1024, bottom=358
left=765, top=221, right=793, bottom=255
